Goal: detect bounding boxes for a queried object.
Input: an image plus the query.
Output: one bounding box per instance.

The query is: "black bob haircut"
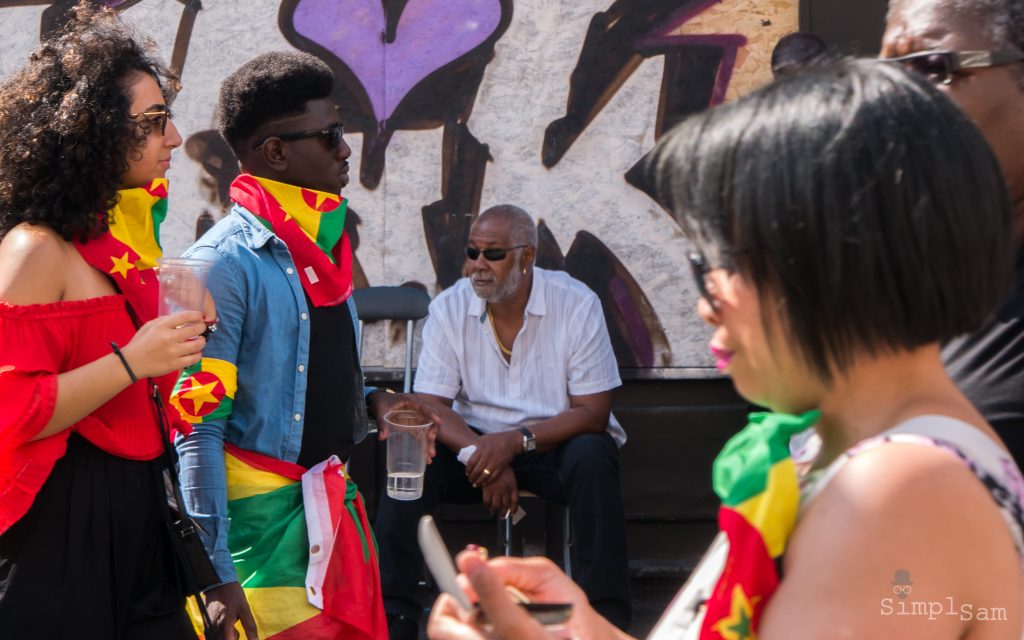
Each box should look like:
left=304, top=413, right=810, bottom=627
left=217, top=51, right=334, bottom=156
left=639, top=58, right=1014, bottom=382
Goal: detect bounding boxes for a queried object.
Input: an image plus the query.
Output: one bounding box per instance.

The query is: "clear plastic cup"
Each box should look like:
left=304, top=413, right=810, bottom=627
left=384, top=410, right=432, bottom=500
left=157, top=257, right=212, bottom=317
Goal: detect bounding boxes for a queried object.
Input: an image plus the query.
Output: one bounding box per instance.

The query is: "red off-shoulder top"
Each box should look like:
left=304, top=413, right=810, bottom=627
left=0, top=295, right=177, bottom=535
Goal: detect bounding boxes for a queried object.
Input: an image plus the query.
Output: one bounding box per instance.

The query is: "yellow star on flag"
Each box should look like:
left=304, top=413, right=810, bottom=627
left=109, top=252, right=135, bottom=279
left=314, top=192, right=333, bottom=209
left=181, top=379, right=220, bottom=414
left=712, top=585, right=759, bottom=640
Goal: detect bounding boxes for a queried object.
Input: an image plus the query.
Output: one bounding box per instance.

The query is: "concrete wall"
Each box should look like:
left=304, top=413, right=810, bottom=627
left=0, top=0, right=800, bottom=371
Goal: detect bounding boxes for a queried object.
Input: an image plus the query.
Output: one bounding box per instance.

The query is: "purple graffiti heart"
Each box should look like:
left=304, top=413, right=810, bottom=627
left=292, top=0, right=503, bottom=122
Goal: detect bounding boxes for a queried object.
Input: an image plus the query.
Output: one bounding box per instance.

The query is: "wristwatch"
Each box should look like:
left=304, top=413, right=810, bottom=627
left=518, top=426, right=536, bottom=453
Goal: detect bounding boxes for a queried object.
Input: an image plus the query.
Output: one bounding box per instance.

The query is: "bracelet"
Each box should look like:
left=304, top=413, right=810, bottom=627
left=201, top=320, right=219, bottom=341
left=110, top=341, right=139, bottom=384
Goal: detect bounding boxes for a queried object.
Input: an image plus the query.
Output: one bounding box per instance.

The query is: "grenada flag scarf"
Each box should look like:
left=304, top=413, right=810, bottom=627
left=73, top=178, right=168, bottom=322
left=193, top=444, right=387, bottom=640
left=229, top=174, right=353, bottom=307
left=699, top=410, right=820, bottom=640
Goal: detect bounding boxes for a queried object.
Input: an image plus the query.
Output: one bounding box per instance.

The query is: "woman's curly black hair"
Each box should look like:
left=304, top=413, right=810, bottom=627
left=0, top=4, right=175, bottom=242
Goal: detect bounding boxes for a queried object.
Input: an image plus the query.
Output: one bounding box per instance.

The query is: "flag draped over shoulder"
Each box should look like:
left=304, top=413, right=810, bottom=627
left=199, top=444, right=386, bottom=640
left=229, top=174, right=353, bottom=308
left=699, top=411, right=820, bottom=640
left=73, top=179, right=168, bottom=322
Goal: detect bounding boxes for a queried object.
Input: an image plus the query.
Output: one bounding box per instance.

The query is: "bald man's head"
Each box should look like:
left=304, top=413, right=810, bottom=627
left=474, top=205, right=538, bottom=248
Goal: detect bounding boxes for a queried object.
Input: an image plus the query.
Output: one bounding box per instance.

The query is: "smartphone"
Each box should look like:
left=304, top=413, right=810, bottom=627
left=417, top=515, right=573, bottom=629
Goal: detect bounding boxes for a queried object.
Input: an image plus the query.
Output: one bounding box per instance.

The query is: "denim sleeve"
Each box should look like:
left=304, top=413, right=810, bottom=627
left=175, top=244, right=246, bottom=584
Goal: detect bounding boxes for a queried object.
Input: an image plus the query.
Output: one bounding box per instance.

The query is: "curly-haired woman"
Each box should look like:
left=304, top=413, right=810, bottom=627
left=0, top=5, right=212, bottom=638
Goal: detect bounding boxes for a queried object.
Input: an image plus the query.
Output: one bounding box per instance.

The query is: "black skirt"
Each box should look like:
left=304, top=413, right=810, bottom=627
left=0, top=434, right=197, bottom=640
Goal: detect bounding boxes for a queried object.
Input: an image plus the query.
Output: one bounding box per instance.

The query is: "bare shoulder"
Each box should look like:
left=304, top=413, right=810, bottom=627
left=0, top=223, right=69, bottom=303
left=760, top=440, right=1022, bottom=639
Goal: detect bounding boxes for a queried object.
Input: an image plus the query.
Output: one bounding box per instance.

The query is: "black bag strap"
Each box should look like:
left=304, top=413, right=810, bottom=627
left=149, top=383, right=219, bottom=639
left=117, top=290, right=219, bottom=639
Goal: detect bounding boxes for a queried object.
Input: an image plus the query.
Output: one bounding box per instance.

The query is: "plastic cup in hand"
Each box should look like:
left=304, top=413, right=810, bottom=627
left=157, top=258, right=212, bottom=317
left=384, top=410, right=432, bottom=501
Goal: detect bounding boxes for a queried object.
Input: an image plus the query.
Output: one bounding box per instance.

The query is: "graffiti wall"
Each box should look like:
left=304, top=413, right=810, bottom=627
left=0, top=0, right=798, bottom=371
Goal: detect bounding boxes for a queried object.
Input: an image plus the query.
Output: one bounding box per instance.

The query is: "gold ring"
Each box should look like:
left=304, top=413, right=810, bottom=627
left=483, top=468, right=492, bottom=476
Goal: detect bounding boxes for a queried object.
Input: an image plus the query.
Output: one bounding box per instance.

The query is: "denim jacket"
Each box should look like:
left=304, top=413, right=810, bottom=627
left=175, top=204, right=373, bottom=584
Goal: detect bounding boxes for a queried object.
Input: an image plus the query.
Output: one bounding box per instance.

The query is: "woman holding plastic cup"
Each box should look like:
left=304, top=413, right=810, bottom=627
left=429, top=60, right=1024, bottom=639
left=0, top=6, right=213, bottom=637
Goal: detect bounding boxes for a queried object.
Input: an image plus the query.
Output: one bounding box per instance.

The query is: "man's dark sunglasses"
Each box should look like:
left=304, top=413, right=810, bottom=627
left=130, top=107, right=173, bottom=135
left=885, top=49, right=1024, bottom=85
left=465, top=245, right=528, bottom=262
left=252, top=123, right=345, bottom=151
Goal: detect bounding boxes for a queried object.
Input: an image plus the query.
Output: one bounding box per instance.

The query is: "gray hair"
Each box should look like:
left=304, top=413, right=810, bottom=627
left=890, top=0, right=1024, bottom=85
left=476, top=204, right=538, bottom=247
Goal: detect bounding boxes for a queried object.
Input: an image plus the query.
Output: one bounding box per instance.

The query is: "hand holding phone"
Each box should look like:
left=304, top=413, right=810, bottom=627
left=417, top=515, right=573, bottom=629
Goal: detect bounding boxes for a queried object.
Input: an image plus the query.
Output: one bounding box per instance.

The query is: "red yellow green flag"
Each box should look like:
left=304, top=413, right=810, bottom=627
left=72, top=178, right=168, bottom=321
left=700, top=411, right=820, bottom=640
left=189, top=445, right=386, bottom=639
left=229, top=174, right=353, bottom=308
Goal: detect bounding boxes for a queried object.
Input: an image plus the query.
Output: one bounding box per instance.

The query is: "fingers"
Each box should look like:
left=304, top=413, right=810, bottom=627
left=202, top=291, right=218, bottom=324
left=240, top=605, right=260, bottom=640
left=507, top=488, right=519, bottom=520
left=459, top=552, right=547, bottom=639
left=427, top=593, right=486, bottom=640
left=162, top=309, right=204, bottom=327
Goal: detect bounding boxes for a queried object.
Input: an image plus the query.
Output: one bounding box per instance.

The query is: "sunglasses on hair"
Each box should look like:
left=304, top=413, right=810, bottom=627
left=885, top=49, right=1024, bottom=85
left=130, top=107, right=173, bottom=135
left=252, top=123, right=345, bottom=151
left=465, top=245, right=528, bottom=262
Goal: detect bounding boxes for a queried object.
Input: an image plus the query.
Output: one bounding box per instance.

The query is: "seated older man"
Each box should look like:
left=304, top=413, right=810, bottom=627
left=376, top=205, right=631, bottom=638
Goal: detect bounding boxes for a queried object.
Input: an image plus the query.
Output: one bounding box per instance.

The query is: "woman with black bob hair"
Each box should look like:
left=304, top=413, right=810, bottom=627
left=0, top=4, right=212, bottom=638
left=427, top=59, right=1024, bottom=639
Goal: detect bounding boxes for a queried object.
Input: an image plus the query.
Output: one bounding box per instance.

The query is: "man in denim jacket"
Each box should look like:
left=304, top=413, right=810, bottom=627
left=171, top=52, right=433, bottom=640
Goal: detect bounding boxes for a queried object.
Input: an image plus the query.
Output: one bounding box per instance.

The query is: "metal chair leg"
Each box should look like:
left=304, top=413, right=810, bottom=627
left=563, top=505, right=572, bottom=579
left=404, top=319, right=415, bottom=393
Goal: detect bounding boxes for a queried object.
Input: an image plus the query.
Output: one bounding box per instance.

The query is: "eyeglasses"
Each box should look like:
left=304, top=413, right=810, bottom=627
left=252, top=123, right=345, bottom=151
left=465, top=245, right=528, bottom=262
left=885, top=49, right=1024, bottom=85
left=130, top=107, right=173, bottom=135
left=688, top=251, right=719, bottom=309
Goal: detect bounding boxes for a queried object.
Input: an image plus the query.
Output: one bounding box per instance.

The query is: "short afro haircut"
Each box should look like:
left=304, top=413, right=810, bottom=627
left=217, top=51, right=334, bottom=156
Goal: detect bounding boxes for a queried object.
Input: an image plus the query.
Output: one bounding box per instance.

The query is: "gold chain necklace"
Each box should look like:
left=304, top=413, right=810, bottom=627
left=486, top=305, right=513, bottom=358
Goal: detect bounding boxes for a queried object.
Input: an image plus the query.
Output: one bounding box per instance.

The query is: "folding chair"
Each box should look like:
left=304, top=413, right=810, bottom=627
left=498, top=491, right=573, bottom=579
left=351, top=285, right=431, bottom=393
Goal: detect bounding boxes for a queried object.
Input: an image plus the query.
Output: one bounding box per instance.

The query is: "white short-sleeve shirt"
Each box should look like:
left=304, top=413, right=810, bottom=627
left=414, top=268, right=626, bottom=446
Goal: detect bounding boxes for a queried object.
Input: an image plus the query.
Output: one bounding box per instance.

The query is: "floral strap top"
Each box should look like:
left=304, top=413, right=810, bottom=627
left=799, top=415, right=1024, bottom=559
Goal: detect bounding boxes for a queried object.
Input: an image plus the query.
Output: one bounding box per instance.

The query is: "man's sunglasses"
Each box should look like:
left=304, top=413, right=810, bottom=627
left=130, top=107, right=173, bottom=135
left=252, top=123, right=345, bottom=151
left=885, top=49, right=1024, bottom=85
left=465, top=245, right=528, bottom=262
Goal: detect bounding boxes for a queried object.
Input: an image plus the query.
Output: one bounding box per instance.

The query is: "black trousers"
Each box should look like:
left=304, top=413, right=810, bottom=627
left=376, top=431, right=632, bottom=630
left=0, top=434, right=197, bottom=640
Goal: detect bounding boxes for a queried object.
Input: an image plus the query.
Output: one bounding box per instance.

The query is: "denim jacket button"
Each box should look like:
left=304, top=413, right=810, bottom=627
left=298, top=364, right=306, bottom=373
left=286, top=267, right=294, bottom=275
left=301, top=312, right=308, bottom=321
left=294, top=413, right=302, bottom=421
